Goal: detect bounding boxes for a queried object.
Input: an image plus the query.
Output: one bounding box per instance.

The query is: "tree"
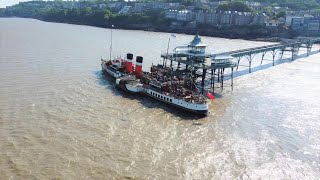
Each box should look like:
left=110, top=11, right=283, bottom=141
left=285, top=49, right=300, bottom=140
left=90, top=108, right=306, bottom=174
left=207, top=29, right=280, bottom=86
left=276, top=11, right=286, bottom=18
left=216, top=2, right=229, bottom=11
left=217, top=1, right=253, bottom=12
left=196, top=5, right=211, bottom=11
left=0, top=8, right=5, bottom=17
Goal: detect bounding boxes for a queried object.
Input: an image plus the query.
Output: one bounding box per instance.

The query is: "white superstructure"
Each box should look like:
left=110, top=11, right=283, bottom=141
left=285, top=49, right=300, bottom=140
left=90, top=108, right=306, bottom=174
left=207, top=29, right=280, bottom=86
left=143, top=88, right=208, bottom=114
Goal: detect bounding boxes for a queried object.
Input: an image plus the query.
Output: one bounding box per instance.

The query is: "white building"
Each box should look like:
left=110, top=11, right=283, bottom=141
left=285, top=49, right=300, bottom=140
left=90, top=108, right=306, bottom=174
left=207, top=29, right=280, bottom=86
left=165, top=10, right=178, bottom=19
left=206, top=12, right=219, bottom=25
left=234, top=12, right=253, bottom=26
left=220, top=11, right=232, bottom=25
left=252, top=13, right=267, bottom=25
left=118, top=6, right=131, bottom=14
left=266, top=20, right=279, bottom=27
left=196, top=11, right=206, bottom=24
left=308, top=21, right=320, bottom=31
left=177, top=10, right=194, bottom=22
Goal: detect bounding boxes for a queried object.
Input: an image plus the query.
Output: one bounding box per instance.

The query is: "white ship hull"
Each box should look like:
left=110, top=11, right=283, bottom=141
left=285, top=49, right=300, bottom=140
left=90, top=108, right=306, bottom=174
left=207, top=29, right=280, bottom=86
left=143, top=88, right=208, bottom=115
left=115, top=78, right=208, bottom=114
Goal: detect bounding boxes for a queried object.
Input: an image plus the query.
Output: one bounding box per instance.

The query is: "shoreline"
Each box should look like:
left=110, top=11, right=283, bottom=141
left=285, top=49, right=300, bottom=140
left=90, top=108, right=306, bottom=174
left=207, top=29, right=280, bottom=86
left=1, top=16, right=284, bottom=43
left=101, top=23, right=284, bottom=42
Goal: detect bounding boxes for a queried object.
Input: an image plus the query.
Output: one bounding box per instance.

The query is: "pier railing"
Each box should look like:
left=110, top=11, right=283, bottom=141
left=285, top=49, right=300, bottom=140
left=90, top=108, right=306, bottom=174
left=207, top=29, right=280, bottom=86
left=217, top=37, right=320, bottom=73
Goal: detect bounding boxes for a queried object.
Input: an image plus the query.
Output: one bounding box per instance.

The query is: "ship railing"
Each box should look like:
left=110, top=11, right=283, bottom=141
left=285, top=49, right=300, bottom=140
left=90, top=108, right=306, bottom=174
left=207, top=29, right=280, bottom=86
left=123, top=75, right=136, bottom=81
left=145, top=85, right=206, bottom=104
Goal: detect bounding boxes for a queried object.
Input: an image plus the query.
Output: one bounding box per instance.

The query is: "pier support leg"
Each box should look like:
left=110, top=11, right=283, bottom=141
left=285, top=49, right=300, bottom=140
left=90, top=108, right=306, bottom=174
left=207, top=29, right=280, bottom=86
left=213, top=69, right=216, bottom=93
left=236, top=57, right=241, bottom=71
left=170, top=60, right=172, bottom=67
left=307, top=44, right=313, bottom=56
left=260, top=52, right=266, bottom=65
left=231, top=67, right=234, bottom=91
left=178, top=62, right=181, bottom=69
left=211, top=69, right=213, bottom=88
left=221, top=68, right=224, bottom=90
left=217, top=69, right=220, bottom=82
left=201, top=69, right=207, bottom=94
left=280, top=49, right=285, bottom=60
left=244, top=54, right=255, bottom=74
left=248, top=55, right=253, bottom=73
left=272, top=50, right=277, bottom=66
left=291, top=46, right=299, bottom=61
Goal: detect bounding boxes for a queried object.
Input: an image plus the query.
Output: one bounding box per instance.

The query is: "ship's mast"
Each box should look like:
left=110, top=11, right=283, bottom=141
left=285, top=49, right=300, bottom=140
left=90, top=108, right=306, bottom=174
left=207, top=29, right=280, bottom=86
left=165, top=34, right=176, bottom=67
left=109, top=25, right=114, bottom=60
left=165, top=37, right=171, bottom=67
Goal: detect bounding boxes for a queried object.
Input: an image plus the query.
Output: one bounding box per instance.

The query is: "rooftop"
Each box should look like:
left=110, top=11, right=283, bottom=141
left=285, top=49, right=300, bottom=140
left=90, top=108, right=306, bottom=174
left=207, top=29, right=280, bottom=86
left=188, top=34, right=206, bottom=47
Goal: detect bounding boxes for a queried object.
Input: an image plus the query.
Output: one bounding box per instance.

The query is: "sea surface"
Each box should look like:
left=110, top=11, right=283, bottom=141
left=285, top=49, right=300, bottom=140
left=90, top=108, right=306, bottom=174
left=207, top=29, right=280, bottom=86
left=0, top=18, right=320, bottom=179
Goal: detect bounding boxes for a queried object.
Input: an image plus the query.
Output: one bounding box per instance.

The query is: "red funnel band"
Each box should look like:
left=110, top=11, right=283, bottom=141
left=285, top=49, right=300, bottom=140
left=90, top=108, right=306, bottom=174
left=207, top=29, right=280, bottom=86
left=126, top=59, right=133, bottom=73
left=135, top=64, right=142, bottom=77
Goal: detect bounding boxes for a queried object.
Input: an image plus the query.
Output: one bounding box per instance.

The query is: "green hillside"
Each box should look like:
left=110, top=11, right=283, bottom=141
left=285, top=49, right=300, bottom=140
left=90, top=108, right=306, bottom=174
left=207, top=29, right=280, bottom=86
left=207, top=0, right=320, bottom=10
left=255, top=0, right=320, bottom=9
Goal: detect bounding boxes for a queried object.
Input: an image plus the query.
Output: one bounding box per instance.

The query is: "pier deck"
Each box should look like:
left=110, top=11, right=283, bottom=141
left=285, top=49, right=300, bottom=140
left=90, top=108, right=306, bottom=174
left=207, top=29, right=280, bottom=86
left=161, top=36, right=320, bottom=94
left=221, top=37, right=320, bottom=73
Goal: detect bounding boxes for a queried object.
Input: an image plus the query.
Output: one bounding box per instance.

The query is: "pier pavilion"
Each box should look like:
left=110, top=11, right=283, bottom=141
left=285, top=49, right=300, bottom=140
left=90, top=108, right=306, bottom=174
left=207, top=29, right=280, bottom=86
left=161, top=35, right=237, bottom=94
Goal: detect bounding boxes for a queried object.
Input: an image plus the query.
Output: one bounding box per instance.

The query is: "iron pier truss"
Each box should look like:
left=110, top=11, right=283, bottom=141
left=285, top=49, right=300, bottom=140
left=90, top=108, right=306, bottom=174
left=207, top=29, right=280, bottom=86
left=161, top=35, right=320, bottom=94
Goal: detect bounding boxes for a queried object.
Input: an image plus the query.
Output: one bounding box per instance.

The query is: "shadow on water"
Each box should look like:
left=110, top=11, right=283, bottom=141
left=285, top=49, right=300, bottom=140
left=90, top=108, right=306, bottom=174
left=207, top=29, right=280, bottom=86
left=212, top=93, right=223, bottom=99
left=223, top=50, right=320, bottom=81
left=196, top=50, right=320, bottom=99
left=95, top=70, right=123, bottom=96
left=94, top=70, right=206, bottom=120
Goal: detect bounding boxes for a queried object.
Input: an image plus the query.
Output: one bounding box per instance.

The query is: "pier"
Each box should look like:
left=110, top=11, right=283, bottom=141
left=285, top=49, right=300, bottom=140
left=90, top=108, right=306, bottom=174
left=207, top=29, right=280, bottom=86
left=161, top=35, right=320, bottom=94
left=223, top=37, right=320, bottom=73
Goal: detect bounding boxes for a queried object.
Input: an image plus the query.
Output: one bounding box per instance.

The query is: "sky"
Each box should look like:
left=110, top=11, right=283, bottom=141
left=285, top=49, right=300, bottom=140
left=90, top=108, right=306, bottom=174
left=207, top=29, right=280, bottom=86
left=0, top=1, right=87, bottom=8
left=0, top=0, right=30, bottom=8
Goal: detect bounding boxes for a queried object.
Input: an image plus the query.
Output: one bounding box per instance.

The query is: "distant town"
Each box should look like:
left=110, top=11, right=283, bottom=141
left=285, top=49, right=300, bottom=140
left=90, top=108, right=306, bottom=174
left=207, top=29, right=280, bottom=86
left=1, top=0, right=320, bottom=39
